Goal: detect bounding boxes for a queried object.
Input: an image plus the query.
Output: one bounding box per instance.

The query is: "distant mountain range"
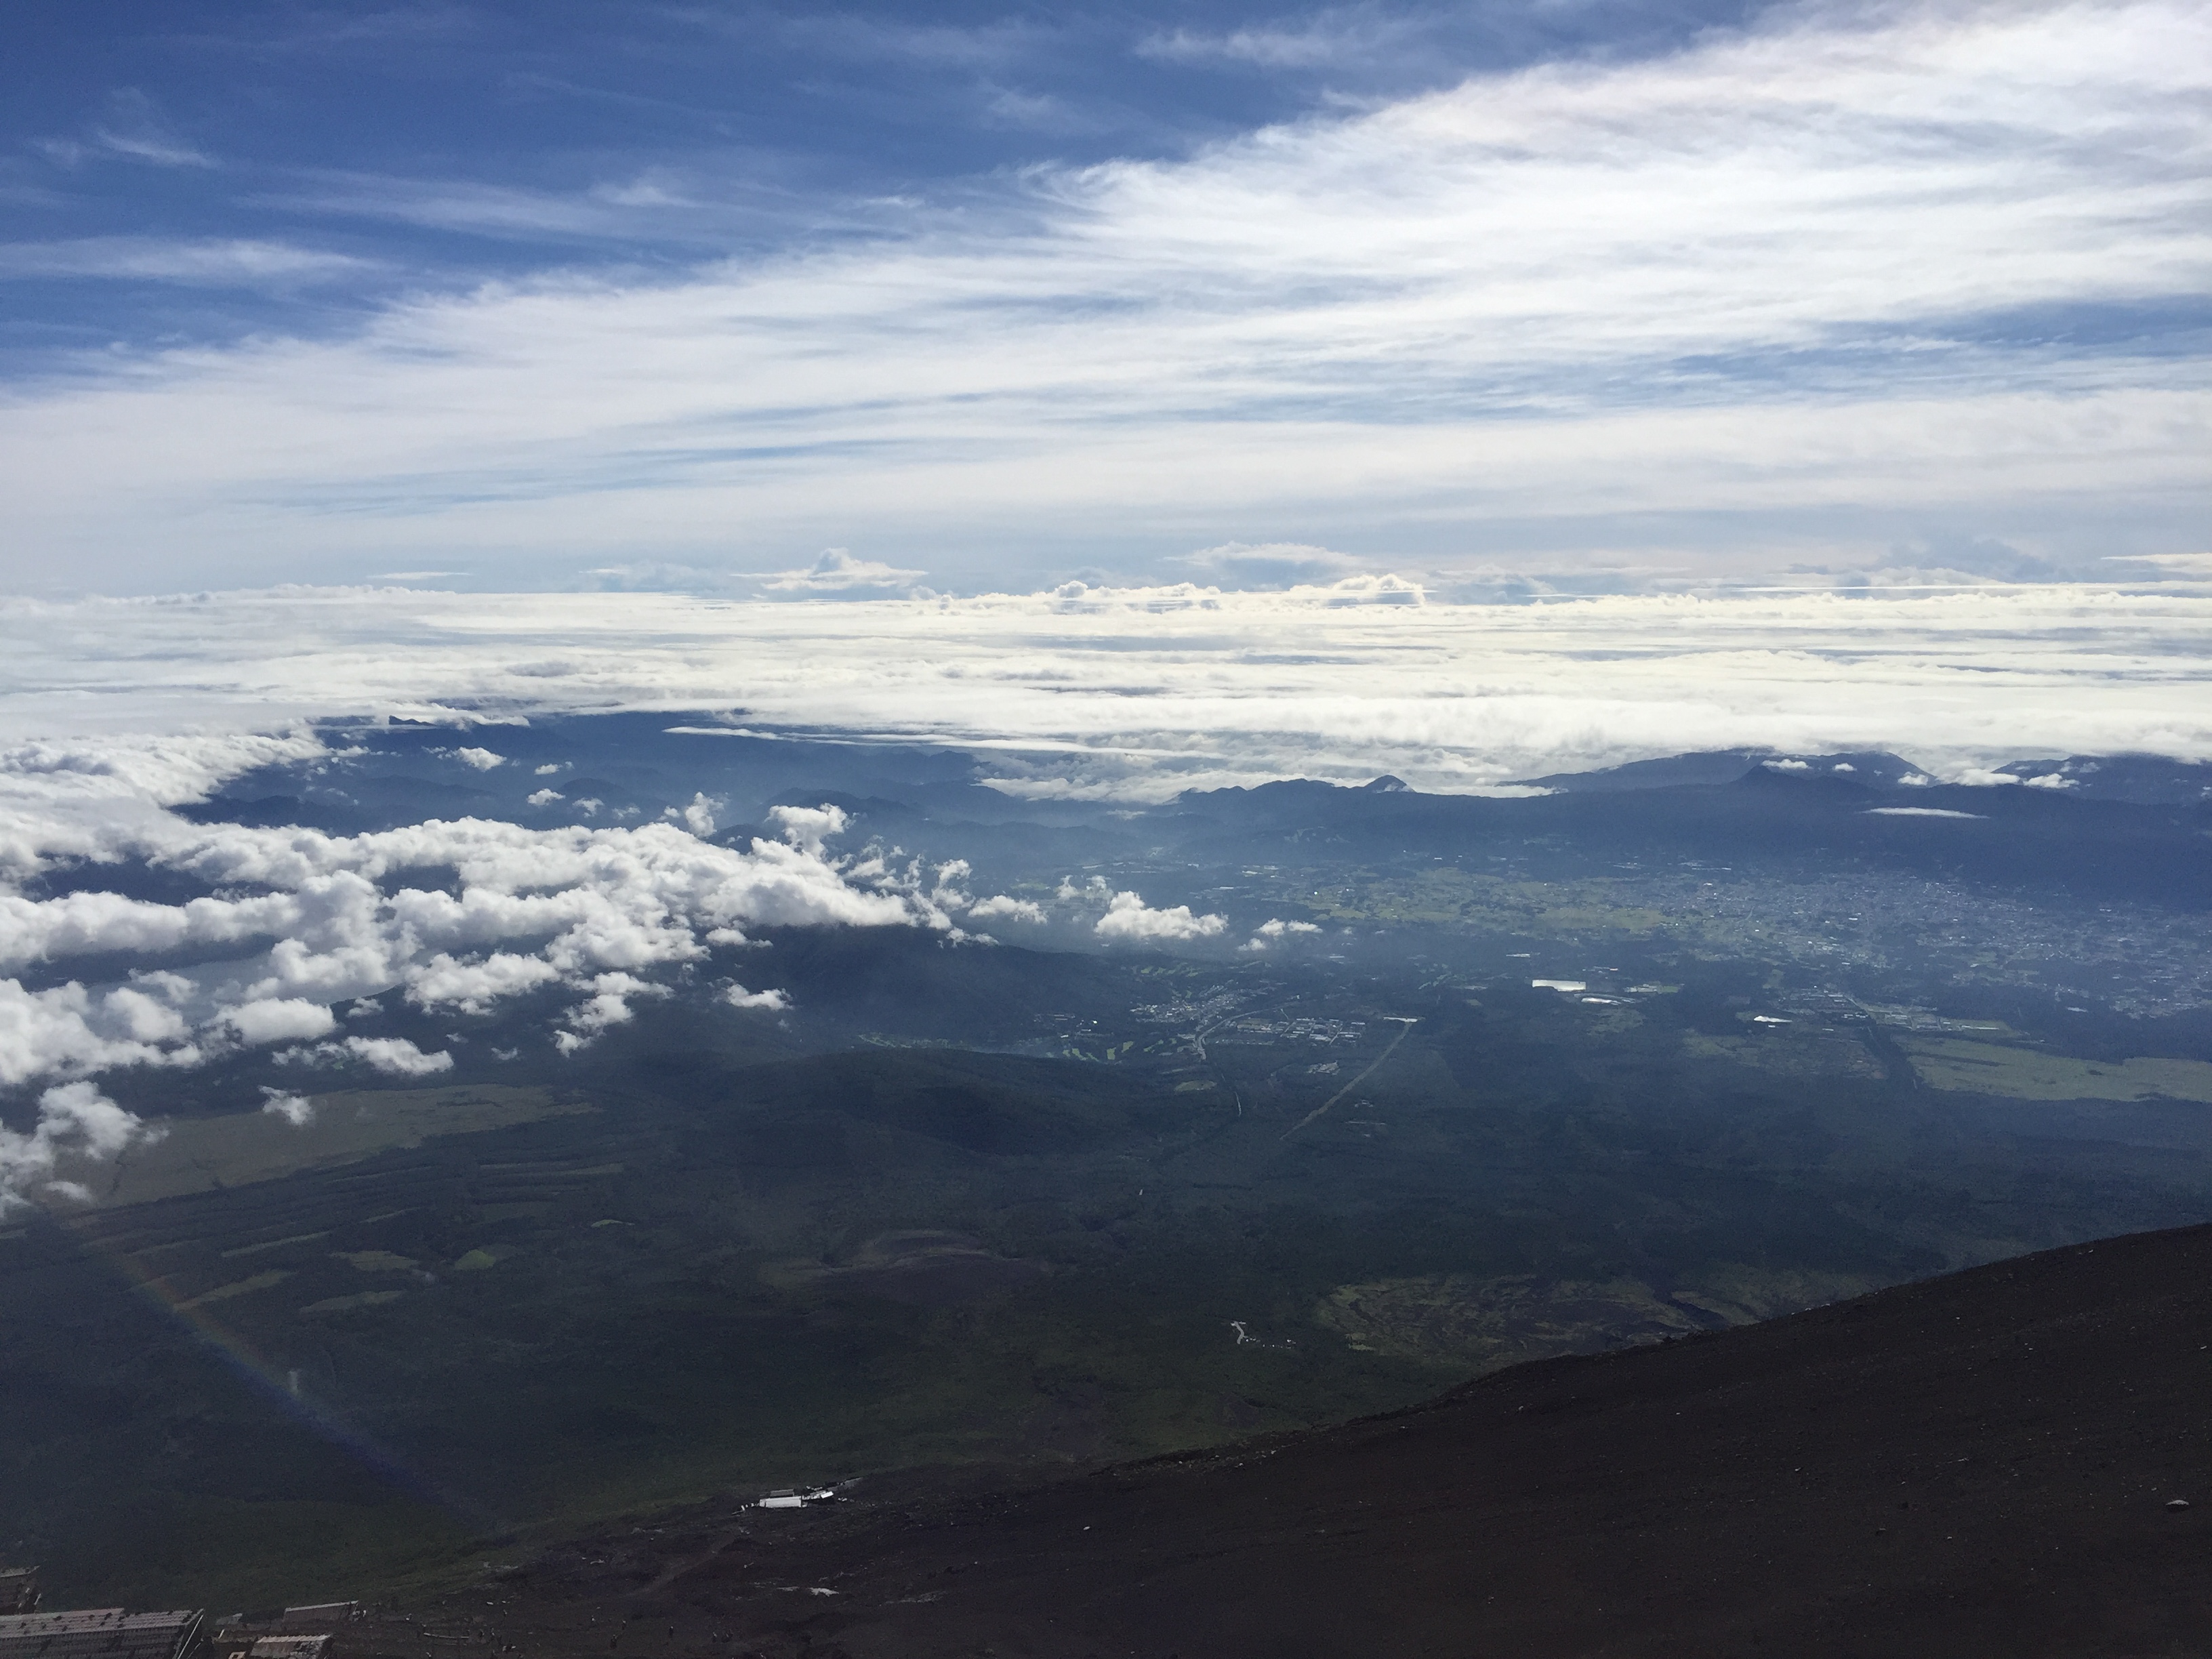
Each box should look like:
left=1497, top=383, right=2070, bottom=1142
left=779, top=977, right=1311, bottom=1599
left=1515, top=749, right=2211, bottom=804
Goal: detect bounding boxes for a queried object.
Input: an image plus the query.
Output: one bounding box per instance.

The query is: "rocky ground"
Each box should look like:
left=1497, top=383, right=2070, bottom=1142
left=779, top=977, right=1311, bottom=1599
left=344, top=1221, right=2212, bottom=1658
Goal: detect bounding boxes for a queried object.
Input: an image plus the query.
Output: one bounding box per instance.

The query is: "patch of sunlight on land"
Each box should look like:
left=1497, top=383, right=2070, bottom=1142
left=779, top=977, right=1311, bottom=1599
left=1314, top=1274, right=1701, bottom=1371
left=175, top=1269, right=292, bottom=1311
left=45, top=1086, right=590, bottom=1210
left=334, top=1250, right=417, bottom=1273
left=1902, top=1039, right=2212, bottom=1102
left=1668, top=1265, right=1879, bottom=1324
left=300, top=1289, right=405, bottom=1316
left=1317, top=1263, right=1883, bottom=1372
left=1682, top=1029, right=1885, bottom=1080
left=1311, top=868, right=1673, bottom=937
left=220, top=1230, right=329, bottom=1258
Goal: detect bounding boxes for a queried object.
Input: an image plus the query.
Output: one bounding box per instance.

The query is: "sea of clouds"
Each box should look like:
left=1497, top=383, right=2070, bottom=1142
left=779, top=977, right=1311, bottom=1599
left=7, top=579, right=2209, bottom=792
left=3, top=578, right=2210, bottom=1207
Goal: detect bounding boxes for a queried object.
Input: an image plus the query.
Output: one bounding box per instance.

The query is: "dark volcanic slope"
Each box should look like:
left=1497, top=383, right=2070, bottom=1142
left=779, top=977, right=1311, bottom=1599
left=422, top=1225, right=2212, bottom=1658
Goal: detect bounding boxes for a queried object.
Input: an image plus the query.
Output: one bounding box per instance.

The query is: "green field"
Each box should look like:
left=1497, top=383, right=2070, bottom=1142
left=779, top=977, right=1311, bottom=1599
left=42, top=1084, right=588, bottom=1208
left=13, top=983, right=2212, bottom=1612
left=1902, top=1038, right=2212, bottom=1101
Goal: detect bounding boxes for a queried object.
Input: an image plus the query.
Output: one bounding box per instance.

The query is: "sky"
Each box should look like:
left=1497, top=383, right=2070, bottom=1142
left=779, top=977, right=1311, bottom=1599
left=1, top=0, right=2207, bottom=595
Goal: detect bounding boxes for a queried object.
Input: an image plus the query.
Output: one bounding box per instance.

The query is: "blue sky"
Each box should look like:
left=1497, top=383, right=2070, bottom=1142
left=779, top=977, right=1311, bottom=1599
left=1, top=0, right=2206, bottom=594
left=3, top=1, right=1769, bottom=356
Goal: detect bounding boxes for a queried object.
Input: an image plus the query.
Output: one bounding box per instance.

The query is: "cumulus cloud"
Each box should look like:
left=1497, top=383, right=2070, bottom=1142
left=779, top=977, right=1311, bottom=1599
left=445, top=746, right=504, bottom=771
left=550, top=973, right=668, bottom=1053
left=406, top=951, right=563, bottom=1015
left=0, top=980, right=206, bottom=1088
left=346, top=1036, right=453, bottom=1076
left=722, top=983, right=789, bottom=1011
left=1242, top=917, right=1322, bottom=951
left=1094, top=890, right=1228, bottom=943
left=0, top=1080, right=152, bottom=1211
left=0, top=775, right=943, bottom=1092
left=222, top=998, right=338, bottom=1044
left=758, top=550, right=928, bottom=596
left=965, top=893, right=1046, bottom=924
left=281, top=1035, right=454, bottom=1076
left=260, top=1086, right=314, bottom=1126
left=766, top=802, right=849, bottom=859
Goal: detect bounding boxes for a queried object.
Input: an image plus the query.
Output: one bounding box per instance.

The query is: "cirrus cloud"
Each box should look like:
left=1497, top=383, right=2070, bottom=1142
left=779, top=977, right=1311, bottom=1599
left=0, top=0, right=2203, bottom=590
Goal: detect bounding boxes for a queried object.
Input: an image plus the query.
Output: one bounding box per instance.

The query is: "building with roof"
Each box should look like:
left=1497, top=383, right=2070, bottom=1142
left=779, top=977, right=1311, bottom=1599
left=218, top=1637, right=328, bottom=1659
left=0, top=1609, right=201, bottom=1659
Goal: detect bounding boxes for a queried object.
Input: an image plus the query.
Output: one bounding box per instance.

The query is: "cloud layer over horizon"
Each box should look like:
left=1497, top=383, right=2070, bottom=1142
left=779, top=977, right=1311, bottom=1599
left=5, top=580, right=2209, bottom=802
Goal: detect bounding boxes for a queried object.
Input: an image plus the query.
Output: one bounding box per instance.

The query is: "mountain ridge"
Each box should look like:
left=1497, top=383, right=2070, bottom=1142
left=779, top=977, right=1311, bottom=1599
left=366, top=1219, right=2212, bottom=1657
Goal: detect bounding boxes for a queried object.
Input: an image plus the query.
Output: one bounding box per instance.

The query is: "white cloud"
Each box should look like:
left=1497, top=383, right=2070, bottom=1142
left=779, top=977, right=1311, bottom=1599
left=0, top=777, right=941, bottom=1092
left=1242, top=916, right=1322, bottom=950
left=555, top=970, right=670, bottom=1051
left=0, top=0, right=2204, bottom=589
left=722, top=982, right=790, bottom=1010
left=49, top=91, right=215, bottom=171
left=0, top=981, right=206, bottom=1088
left=260, top=1086, right=314, bottom=1126
left=766, top=802, right=849, bottom=859
left=405, top=951, right=563, bottom=1015
left=1174, top=542, right=1367, bottom=588
left=758, top=550, right=929, bottom=596
left=343, top=1035, right=453, bottom=1076
left=221, top=997, right=339, bottom=1044
left=1094, top=890, right=1228, bottom=943
left=0, top=237, right=376, bottom=287
left=282, top=1034, right=455, bottom=1076
left=0, top=1081, right=152, bottom=1211
left=7, top=586, right=2212, bottom=815
left=1866, top=806, right=1985, bottom=819
left=446, top=745, right=504, bottom=771
left=527, top=787, right=564, bottom=805
left=965, top=893, right=1046, bottom=924
left=928, top=859, right=973, bottom=911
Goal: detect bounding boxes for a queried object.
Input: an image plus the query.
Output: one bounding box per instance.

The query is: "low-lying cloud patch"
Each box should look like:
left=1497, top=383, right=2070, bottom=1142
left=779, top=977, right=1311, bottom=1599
left=1242, top=917, right=1322, bottom=951
left=0, top=1081, right=154, bottom=1212
left=1093, top=890, right=1229, bottom=943
left=0, top=773, right=1010, bottom=1204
